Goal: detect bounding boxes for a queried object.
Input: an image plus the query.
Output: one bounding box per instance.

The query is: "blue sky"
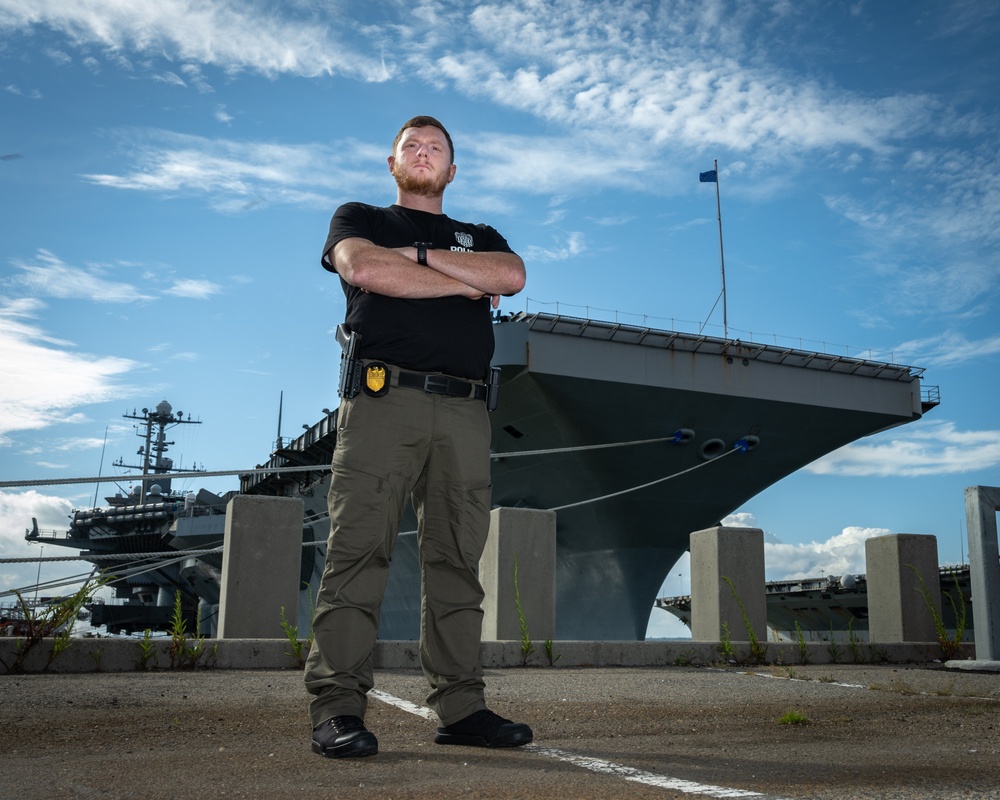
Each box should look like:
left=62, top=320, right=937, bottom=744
left=2, top=1, right=999, bottom=638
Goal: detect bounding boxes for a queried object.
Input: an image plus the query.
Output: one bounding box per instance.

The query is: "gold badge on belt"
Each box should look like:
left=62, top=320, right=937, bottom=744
left=363, top=362, right=390, bottom=397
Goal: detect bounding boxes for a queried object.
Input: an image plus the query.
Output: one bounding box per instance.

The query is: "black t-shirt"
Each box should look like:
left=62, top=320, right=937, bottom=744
left=322, top=203, right=515, bottom=379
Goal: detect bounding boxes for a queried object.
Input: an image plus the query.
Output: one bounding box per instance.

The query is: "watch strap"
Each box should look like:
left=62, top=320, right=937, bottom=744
left=414, top=242, right=434, bottom=266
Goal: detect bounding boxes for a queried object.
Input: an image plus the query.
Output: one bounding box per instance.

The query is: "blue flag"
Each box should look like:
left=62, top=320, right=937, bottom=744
left=699, top=169, right=717, bottom=183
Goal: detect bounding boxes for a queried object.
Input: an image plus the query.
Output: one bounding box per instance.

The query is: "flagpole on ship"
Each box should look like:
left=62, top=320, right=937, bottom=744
left=713, top=159, right=728, bottom=339
left=699, top=159, right=728, bottom=339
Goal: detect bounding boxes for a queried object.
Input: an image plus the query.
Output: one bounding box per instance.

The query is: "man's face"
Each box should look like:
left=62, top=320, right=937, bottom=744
left=389, top=126, right=456, bottom=198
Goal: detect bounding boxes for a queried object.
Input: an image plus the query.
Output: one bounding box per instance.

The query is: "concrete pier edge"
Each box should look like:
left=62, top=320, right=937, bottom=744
left=0, top=637, right=983, bottom=674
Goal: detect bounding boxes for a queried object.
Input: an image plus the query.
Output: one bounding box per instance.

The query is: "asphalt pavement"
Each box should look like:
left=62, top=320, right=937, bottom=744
left=3, top=662, right=998, bottom=799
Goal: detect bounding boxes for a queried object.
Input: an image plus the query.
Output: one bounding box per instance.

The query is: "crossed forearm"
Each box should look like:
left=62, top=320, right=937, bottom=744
left=332, top=238, right=524, bottom=301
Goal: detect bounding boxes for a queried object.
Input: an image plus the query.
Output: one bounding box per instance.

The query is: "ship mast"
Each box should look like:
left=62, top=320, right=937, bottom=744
left=114, top=400, right=202, bottom=503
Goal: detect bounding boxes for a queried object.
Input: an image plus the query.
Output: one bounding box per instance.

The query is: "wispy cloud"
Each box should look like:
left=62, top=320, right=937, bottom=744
left=420, top=1, right=934, bottom=157
left=153, top=71, right=186, bottom=88
left=4, top=83, right=42, bottom=99
left=0, top=298, right=138, bottom=440
left=893, top=330, right=1000, bottom=367
left=7, top=0, right=1000, bottom=320
left=0, top=0, right=390, bottom=81
left=164, top=279, right=223, bottom=300
left=6, top=250, right=155, bottom=303
left=80, top=129, right=381, bottom=209
left=522, top=232, right=587, bottom=263
left=806, top=420, right=1000, bottom=477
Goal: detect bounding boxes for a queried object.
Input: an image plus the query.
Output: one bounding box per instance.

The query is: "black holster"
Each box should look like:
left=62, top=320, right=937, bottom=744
left=485, top=367, right=501, bottom=412
left=336, top=324, right=362, bottom=399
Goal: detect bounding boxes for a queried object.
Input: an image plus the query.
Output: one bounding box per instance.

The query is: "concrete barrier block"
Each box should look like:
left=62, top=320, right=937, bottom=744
left=690, top=526, right=766, bottom=642
left=219, top=495, right=304, bottom=639
left=480, top=507, right=557, bottom=642
left=866, top=534, right=939, bottom=643
left=965, top=486, right=1000, bottom=661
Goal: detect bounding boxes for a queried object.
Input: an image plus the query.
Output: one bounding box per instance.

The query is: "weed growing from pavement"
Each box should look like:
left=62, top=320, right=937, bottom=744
left=512, top=551, right=536, bottom=666
left=0, top=574, right=108, bottom=674
left=778, top=710, right=810, bottom=725
left=543, top=638, right=561, bottom=666
left=794, top=621, right=811, bottom=665
left=168, top=591, right=214, bottom=669
left=826, top=624, right=843, bottom=663
left=280, top=604, right=313, bottom=669
left=907, top=564, right=967, bottom=660
left=847, top=619, right=866, bottom=663
left=718, top=621, right=736, bottom=662
left=722, top=576, right=767, bottom=664
left=135, top=629, right=159, bottom=670
left=869, top=644, right=890, bottom=663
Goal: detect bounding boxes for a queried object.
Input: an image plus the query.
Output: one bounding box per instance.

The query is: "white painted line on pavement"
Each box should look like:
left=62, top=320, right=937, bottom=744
left=369, top=689, right=793, bottom=800
left=524, top=745, right=790, bottom=799
left=369, top=688, right=437, bottom=720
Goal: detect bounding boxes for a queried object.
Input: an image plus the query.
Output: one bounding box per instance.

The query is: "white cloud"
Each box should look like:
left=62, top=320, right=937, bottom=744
left=806, top=420, right=1000, bottom=478
left=0, top=0, right=390, bottom=81
left=0, top=490, right=89, bottom=598
left=464, top=132, right=650, bottom=195
left=153, top=71, right=186, bottom=87
left=43, top=48, right=72, bottom=66
left=0, top=297, right=138, bottom=440
left=79, top=129, right=374, bottom=207
left=763, top=526, right=889, bottom=581
left=6, top=250, right=154, bottom=303
left=522, top=232, right=586, bottom=263
left=893, top=330, right=1000, bottom=368
left=11, top=0, right=991, bottom=308
left=4, top=83, right=42, bottom=99
left=164, top=278, right=222, bottom=299
left=423, top=1, right=934, bottom=157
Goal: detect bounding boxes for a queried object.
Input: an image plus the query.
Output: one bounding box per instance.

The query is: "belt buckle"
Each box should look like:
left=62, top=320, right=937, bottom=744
left=423, top=374, right=451, bottom=395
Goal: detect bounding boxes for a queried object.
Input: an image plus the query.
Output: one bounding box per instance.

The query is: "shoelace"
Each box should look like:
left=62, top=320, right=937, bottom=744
left=332, top=715, right=365, bottom=733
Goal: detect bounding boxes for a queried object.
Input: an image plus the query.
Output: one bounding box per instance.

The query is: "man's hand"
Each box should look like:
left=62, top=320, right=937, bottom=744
left=392, top=244, right=520, bottom=305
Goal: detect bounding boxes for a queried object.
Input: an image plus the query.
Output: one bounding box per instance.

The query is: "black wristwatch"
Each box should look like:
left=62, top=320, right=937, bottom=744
left=414, top=242, right=434, bottom=266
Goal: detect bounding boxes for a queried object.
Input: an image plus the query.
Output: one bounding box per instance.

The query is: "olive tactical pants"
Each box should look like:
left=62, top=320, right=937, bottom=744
left=304, top=377, right=492, bottom=728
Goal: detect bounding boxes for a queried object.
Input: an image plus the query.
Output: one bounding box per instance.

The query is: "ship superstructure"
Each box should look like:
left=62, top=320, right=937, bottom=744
left=26, top=401, right=232, bottom=634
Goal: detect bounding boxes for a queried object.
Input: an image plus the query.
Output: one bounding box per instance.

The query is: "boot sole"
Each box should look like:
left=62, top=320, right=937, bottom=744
left=311, top=736, right=379, bottom=758
left=434, top=728, right=533, bottom=748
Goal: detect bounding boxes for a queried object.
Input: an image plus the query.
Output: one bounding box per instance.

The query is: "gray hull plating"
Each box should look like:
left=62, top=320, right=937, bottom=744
left=261, top=313, right=933, bottom=641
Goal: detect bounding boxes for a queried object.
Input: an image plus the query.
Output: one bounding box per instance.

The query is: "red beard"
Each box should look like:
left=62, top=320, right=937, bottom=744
left=392, top=164, right=449, bottom=197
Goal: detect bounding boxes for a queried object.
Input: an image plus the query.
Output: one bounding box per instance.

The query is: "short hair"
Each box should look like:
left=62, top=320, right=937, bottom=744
left=392, top=116, right=455, bottom=163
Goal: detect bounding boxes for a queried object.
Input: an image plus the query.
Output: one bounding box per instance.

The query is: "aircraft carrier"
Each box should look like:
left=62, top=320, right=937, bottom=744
left=24, top=311, right=938, bottom=640
left=244, top=310, right=939, bottom=640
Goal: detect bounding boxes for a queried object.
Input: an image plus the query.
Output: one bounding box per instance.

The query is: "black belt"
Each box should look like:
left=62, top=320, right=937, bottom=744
left=397, top=370, right=487, bottom=401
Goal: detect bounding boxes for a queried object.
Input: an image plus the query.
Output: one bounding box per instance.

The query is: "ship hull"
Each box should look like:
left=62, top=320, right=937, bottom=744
left=266, top=313, right=931, bottom=641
